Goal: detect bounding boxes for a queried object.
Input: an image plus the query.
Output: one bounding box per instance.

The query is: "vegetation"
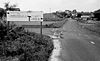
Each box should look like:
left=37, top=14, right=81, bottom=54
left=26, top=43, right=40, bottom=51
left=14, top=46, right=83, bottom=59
left=0, top=2, right=20, bottom=19
left=77, top=13, right=82, bottom=18
left=4, top=2, right=20, bottom=11
left=43, top=13, right=64, bottom=21
left=45, top=18, right=67, bottom=28
left=93, top=9, right=100, bottom=21
left=0, top=8, right=6, bottom=19
left=43, top=13, right=67, bottom=28
left=77, top=9, right=100, bottom=35
left=53, top=12, right=67, bottom=18
left=79, top=21, right=100, bottom=36
left=0, top=20, right=54, bottom=61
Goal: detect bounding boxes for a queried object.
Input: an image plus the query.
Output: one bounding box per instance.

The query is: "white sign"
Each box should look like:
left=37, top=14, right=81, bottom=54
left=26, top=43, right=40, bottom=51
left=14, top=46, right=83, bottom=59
left=7, top=11, right=43, bottom=21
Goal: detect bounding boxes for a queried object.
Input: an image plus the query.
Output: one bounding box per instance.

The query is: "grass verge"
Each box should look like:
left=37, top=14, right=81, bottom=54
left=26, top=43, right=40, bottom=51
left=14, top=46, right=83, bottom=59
left=78, top=19, right=100, bottom=35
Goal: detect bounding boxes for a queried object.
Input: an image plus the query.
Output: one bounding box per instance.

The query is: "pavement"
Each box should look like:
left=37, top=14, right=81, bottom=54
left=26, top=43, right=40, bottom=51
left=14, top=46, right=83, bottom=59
left=58, top=18, right=100, bottom=61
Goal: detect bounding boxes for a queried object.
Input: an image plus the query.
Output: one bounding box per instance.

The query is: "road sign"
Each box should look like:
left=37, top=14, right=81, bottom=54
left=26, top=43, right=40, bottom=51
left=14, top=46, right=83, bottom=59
left=7, top=11, right=43, bottom=39
left=7, top=11, right=43, bottom=21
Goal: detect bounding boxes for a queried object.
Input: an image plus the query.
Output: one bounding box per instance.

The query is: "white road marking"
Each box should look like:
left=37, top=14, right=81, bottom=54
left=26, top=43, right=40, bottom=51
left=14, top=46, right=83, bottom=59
left=90, top=41, right=95, bottom=44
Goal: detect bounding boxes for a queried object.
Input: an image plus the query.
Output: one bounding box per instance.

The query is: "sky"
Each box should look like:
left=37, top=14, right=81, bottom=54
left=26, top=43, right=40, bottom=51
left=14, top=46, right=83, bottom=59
left=0, top=0, right=99, bottom=13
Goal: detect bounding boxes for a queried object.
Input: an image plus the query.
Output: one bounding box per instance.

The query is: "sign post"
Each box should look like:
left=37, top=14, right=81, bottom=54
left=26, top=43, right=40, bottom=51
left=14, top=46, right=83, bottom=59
left=40, top=21, right=42, bottom=39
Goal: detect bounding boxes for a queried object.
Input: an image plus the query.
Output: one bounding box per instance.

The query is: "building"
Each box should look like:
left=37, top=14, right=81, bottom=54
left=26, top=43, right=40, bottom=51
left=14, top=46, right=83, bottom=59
left=81, top=12, right=93, bottom=20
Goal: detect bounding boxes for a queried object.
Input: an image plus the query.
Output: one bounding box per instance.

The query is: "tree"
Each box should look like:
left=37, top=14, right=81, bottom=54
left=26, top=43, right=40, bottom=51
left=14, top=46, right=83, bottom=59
left=77, top=13, right=82, bottom=18
left=4, top=2, right=20, bottom=11
left=72, top=9, right=77, bottom=13
left=93, top=9, right=100, bottom=20
left=0, top=8, right=6, bottom=19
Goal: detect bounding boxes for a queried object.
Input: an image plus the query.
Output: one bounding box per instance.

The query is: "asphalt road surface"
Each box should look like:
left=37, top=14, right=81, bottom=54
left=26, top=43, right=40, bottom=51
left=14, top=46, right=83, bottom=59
left=59, top=18, right=100, bottom=61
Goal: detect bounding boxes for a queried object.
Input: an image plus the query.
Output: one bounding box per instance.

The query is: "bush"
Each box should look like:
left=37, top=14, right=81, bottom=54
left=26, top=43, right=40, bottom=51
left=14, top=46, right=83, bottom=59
left=0, top=20, right=54, bottom=61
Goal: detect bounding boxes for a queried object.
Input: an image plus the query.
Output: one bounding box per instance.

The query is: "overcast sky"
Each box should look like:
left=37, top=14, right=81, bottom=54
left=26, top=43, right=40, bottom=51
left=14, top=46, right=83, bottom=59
left=0, top=0, right=99, bottom=13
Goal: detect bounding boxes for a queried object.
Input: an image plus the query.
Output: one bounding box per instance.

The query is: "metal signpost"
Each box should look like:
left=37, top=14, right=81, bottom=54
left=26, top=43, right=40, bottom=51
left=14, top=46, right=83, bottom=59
left=40, top=21, right=42, bottom=39
left=7, top=11, right=43, bottom=39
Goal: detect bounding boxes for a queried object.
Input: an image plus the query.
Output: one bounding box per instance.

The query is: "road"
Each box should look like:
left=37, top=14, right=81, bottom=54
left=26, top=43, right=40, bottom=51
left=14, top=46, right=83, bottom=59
left=59, top=18, right=100, bottom=61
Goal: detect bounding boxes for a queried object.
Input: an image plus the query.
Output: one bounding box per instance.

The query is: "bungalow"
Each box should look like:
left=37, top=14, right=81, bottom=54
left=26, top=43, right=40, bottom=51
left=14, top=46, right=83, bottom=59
left=81, top=12, right=93, bottom=20
left=81, top=15, right=90, bottom=20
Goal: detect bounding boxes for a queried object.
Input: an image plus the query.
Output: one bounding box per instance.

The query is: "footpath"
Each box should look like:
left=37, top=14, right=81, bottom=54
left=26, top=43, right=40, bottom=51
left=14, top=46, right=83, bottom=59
left=48, top=28, right=63, bottom=61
